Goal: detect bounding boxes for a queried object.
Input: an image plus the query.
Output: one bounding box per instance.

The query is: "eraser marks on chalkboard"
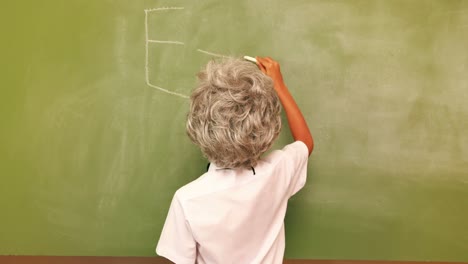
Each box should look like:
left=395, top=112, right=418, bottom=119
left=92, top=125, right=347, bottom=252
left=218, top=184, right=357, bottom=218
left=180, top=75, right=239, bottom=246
left=243, top=56, right=257, bottom=63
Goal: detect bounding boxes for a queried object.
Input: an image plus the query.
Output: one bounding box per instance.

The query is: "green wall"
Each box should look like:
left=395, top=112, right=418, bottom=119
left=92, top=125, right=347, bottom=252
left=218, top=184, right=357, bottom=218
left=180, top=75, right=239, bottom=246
left=1, top=0, right=467, bottom=261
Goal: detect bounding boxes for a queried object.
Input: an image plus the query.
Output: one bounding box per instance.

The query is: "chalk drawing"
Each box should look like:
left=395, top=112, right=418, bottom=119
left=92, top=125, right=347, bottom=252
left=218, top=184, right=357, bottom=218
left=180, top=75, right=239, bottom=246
left=197, top=48, right=228, bottom=58
left=148, top=40, right=185, bottom=45
left=145, top=7, right=185, bottom=12
left=145, top=7, right=230, bottom=99
left=144, top=7, right=189, bottom=99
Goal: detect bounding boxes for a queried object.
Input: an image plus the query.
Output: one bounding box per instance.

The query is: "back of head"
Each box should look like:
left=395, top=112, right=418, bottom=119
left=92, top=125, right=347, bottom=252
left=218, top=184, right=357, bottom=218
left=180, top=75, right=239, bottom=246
left=186, top=57, right=282, bottom=169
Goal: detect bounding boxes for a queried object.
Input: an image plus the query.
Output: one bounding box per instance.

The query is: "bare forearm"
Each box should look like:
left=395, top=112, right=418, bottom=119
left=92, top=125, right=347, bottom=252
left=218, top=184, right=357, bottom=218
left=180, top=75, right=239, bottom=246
left=275, top=83, right=314, bottom=155
left=255, top=56, right=314, bottom=155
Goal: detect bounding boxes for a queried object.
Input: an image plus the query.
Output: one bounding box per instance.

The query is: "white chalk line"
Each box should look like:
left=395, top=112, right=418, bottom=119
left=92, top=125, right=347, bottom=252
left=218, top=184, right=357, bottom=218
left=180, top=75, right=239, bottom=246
left=145, top=7, right=184, bottom=13
left=196, top=49, right=228, bottom=58
left=145, top=7, right=188, bottom=99
left=148, top=39, right=185, bottom=45
left=145, top=7, right=229, bottom=98
left=146, top=82, right=189, bottom=99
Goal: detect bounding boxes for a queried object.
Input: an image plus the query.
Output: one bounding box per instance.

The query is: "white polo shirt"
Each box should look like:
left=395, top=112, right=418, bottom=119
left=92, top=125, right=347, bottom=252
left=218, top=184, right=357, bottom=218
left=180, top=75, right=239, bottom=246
left=156, top=141, right=309, bottom=264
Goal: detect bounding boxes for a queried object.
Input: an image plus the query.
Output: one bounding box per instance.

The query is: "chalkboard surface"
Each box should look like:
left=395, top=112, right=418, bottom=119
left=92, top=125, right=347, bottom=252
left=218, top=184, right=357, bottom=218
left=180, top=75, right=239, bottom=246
left=1, top=0, right=467, bottom=261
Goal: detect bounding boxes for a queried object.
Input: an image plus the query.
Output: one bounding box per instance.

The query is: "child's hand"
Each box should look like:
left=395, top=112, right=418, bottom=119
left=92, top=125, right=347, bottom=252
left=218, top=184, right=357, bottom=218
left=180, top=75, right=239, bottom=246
left=256, top=57, right=286, bottom=90
left=257, top=57, right=313, bottom=155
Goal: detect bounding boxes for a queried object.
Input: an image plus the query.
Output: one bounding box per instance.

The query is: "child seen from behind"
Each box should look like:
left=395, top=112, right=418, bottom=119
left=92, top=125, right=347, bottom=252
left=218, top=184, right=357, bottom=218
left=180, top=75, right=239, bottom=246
left=156, top=56, right=314, bottom=264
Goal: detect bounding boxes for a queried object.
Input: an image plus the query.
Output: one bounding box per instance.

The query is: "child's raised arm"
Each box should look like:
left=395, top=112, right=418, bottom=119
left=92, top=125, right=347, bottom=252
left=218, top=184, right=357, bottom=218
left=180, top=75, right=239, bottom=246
left=256, top=57, right=314, bottom=156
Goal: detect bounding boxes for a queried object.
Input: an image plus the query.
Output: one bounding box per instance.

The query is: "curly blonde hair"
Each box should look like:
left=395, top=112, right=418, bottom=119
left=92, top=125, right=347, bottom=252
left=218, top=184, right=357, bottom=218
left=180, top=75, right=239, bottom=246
left=186, top=57, right=282, bottom=169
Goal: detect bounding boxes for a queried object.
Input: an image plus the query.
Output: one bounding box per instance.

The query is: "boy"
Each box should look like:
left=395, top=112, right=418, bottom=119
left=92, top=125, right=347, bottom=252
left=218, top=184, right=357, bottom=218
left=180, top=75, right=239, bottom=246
left=156, top=56, right=313, bottom=264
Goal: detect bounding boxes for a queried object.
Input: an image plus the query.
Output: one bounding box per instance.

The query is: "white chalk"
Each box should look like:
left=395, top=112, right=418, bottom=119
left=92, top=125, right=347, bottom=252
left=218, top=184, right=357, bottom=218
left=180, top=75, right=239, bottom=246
left=243, top=55, right=257, bottom=63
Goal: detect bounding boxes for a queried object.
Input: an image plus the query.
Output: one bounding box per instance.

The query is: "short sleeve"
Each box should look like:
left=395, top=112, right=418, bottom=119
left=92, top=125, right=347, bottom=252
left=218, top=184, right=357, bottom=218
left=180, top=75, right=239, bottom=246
left=281, top=141, right=309, bottom=197
left=156, top=192, right=196, bottom=264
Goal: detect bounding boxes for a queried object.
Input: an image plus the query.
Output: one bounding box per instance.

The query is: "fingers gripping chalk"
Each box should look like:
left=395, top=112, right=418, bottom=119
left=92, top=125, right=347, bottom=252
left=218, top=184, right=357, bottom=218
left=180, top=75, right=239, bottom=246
left=243, top=56, right=257, bottom=63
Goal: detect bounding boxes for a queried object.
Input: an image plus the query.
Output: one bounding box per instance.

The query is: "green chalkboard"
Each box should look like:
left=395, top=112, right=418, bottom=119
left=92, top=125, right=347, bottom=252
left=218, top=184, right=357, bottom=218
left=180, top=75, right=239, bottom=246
left=1, top=0, right=467, bottom=261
